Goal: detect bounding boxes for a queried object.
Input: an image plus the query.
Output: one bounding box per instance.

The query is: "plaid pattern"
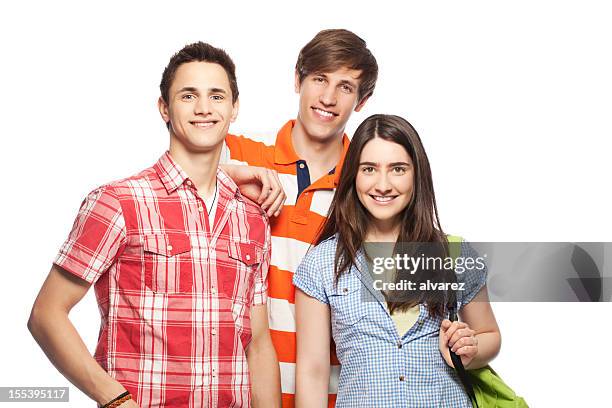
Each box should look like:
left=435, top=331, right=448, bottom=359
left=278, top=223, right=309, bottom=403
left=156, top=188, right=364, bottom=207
left=293, top=236, right=486, bottom=408
left=55, top=152, right=270, bottom=408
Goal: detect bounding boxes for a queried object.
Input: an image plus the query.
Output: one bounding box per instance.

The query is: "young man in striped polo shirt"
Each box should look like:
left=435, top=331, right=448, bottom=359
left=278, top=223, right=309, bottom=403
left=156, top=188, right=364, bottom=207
left=223, top=29, right=379, bottom=407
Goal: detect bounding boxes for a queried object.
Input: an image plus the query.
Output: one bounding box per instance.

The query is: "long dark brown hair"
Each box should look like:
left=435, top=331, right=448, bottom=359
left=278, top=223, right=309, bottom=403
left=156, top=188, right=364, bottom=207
left=317, top=114, right=452, bottom=317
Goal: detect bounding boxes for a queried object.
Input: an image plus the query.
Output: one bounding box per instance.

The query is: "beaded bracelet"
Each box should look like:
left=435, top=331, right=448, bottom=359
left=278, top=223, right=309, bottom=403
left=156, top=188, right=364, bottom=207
left=101, top=391, right=132, bottom=408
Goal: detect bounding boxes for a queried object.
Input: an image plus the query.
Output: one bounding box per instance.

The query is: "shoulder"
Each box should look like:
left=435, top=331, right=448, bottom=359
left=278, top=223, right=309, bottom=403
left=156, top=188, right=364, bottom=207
left=303, top=234, right=338, bottom=266
left=96, top=166, right=159, bottom=196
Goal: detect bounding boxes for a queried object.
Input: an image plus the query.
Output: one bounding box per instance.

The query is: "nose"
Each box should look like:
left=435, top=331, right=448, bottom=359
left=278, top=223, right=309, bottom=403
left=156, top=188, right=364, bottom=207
left=194, top=96, right=213, bottom=115
left=374, top=172, right=392, bottom=194
left=319, top=85, right=337, bottom=107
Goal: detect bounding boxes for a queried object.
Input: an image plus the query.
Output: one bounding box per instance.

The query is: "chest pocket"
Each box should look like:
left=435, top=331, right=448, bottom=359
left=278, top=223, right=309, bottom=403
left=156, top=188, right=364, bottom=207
left=328, top=281, right=367, bottom=327
left=220, top=241, right=262, bottom=304
left=143, top=233, right=193, bottom=294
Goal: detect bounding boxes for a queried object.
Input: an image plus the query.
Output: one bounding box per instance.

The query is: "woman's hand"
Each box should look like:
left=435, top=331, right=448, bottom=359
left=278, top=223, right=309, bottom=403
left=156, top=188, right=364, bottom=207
left=439, top=319, right=479, bottom=369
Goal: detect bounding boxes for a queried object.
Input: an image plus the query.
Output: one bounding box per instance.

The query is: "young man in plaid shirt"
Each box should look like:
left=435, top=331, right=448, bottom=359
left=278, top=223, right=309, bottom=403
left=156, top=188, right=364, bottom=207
left=28, top=42, right=282, bottom=408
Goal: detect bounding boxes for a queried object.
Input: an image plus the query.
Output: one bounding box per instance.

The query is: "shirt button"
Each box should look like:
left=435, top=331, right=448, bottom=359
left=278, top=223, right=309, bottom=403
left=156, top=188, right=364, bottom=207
left=342, top=287, right=348, bottom=293
left=299, top=163, right=305, bottom=169
left=245, top=254, right=251, bottom=261
left=211, top=328, right=217, bottom=335
left=198, top=206, right=204, bottom=212
left=399, top=375, right=405, bottom=382
left=211, top=287, right=217, bottom=294
left=397, top=342, right=403, bottom=349
left=417, top=320, right=424, bottom=326
left=186, top=180, right=193, bottom=186
left=166, top=245, right=173, bottom=251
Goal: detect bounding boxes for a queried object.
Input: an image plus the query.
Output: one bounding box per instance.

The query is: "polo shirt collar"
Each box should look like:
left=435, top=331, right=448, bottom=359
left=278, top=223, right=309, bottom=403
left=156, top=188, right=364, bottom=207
left=274, top=120, right=301, bottom=165
left=274, top=119, right=351, bottom=185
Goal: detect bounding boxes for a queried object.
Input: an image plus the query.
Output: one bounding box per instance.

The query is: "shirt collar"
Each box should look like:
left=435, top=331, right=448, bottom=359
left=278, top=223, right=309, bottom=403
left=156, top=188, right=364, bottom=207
left=154, top=151, right=189, bottom=194
left=274, top=119, right=351, bottom=187
left=154, top=151, right=241, bottom=198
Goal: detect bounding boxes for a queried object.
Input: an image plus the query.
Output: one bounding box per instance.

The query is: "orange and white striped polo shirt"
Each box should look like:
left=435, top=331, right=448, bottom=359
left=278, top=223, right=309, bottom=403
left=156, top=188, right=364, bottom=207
left=225, top=120, right=349, bottom=407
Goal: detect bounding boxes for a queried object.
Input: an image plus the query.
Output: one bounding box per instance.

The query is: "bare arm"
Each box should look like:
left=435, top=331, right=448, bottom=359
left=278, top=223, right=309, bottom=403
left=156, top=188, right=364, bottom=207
left=439, top=286, right=502, bottom=369
left=295, top=289, right=330, bottom=408
left=27, top=265, right=139, bottom=407
left=246, top=304, right=281, bottom=408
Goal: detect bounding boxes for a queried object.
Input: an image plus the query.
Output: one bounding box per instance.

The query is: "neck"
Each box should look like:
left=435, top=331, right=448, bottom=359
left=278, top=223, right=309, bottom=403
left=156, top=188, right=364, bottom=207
left=168, top=141, right=221, bottom=199
left=291, top=120, right=344, bottom=171
left=366, top=218, right=400, bottom=242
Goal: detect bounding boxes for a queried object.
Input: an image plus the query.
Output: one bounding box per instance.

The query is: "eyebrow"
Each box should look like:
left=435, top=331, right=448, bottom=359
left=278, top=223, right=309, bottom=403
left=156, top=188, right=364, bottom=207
left=338, top=79, right=358, bottom=88
left=313, top=73, right=358, bottom=88
left=176, top=86, right=228, bottom=95
left=358, top=161, right=412, bottom=166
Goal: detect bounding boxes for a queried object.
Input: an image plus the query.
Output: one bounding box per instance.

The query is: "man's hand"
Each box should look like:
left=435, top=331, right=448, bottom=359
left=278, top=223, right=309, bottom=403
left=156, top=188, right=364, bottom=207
left=220, top=165, right=286, bottom=217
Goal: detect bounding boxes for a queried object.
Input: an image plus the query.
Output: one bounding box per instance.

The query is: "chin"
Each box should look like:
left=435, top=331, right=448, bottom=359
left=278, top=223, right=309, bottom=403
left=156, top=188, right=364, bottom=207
left=308, top=123, right=341, bottom=141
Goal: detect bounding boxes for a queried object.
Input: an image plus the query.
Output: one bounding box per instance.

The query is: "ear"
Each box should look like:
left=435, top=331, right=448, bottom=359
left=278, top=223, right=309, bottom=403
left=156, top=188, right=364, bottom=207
left=158, top=96, right=170, bottom=125
left=230, top=98, right=240, bottom=123
left=294, top=70, right=301, bottom=94
left=354, top=95, right=370, bottom=113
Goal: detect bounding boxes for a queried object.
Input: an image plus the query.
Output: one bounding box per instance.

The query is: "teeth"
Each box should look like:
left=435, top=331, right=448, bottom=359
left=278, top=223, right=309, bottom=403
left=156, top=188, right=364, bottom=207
left=193, top=122, right=214, bottom=128
left=372, top=196, right=394, bottom=202
left=314, top=108, right=334, bottom=118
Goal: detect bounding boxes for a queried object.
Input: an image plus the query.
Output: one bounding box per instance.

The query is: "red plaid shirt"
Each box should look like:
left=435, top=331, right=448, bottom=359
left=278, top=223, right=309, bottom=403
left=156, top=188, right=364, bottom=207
left=55, top=152, right=271, bottom=408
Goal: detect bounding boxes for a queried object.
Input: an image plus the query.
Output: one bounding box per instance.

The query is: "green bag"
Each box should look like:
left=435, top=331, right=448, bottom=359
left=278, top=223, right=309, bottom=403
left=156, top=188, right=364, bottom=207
left=446, top=236, right=529, bottom=408
left=468, top=366, right=529, bottom=408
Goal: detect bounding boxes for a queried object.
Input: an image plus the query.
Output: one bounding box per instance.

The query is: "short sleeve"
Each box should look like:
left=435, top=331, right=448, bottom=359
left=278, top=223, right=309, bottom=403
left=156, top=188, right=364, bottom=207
left=293, top=245, right=329, bottom=304
left=225, top=133, right=271, bottom=168
left=54, top=186, right=126, bottom=284
left=252, top=216, right=271, bottom=306
left=456, top=240, right=488, bottom=308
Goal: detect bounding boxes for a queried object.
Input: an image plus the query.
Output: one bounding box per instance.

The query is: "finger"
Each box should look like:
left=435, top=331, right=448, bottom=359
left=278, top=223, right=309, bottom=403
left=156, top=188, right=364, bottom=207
left=451, top=335, right=471, bottom=352
left=260, top=170, right=280, bottom=210
left=439, top=327, right=450, bottom=349
left=256, top=170, right=272, bottom=206
left=271, top=170, right=286, bottom=211
left=267, top=186, right=286, bottom=217
left=445, top=322, right=467, bottom=346
left=455, top=345, right=478, bottom=357
left=449, top=327, right=475, bottom=348
left=441, top=319, right=452, bottom=330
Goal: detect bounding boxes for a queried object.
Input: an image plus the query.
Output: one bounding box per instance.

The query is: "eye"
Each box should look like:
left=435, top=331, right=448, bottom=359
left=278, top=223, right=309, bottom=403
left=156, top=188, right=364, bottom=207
left=361, top=166, right=375, bottom=174
left=340, top=84, right=354, bottom=93
left=181, top=94, right=196, bottom=101
left=392, top=166, right=408, bottom=174
left=210, top=94, right=225, bottom=101
left=313, top=76, right=326, bottom=84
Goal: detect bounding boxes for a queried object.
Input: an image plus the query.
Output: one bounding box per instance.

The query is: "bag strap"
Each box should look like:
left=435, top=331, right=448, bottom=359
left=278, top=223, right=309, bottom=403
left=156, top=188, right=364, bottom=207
left=446, top=235, right=479, bottom=407
left=449, top=307, right=479, bottom=407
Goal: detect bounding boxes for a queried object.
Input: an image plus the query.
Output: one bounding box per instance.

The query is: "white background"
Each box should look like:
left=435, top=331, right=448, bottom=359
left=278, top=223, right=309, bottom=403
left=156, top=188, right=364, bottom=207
left=1, top=0, right=611, bottom=406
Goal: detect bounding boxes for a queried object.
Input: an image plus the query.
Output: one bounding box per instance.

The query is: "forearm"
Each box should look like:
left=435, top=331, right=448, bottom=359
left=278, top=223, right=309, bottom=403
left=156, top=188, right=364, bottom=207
left=466, top=331, right=501, bottom=369
left=295, top=361, right=329, bottom=408
left=28, top=308, right=127, bottom=405
left=246, top=337, right=281, bottom=408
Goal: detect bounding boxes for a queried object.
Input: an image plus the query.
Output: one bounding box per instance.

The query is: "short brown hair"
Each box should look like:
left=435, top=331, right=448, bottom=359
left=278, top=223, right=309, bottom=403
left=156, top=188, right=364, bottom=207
left=296, top=29, right=378, bottom=102
left=160, top=42, right=238, bottom=104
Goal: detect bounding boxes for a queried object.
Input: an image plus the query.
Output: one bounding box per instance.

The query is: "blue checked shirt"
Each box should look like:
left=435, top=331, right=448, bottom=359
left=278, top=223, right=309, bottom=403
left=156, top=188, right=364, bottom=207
left=293, top=236, right=487, bottom=408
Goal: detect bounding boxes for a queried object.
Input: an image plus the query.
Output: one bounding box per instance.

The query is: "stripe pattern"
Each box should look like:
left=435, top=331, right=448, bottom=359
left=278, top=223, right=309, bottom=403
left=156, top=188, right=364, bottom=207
left=225, top=120, right=350, bottom=407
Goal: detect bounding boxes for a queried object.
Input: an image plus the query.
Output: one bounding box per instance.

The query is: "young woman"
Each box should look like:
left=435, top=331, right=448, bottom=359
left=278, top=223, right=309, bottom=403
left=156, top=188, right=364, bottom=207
left=293, top=114, right=501, bottom=407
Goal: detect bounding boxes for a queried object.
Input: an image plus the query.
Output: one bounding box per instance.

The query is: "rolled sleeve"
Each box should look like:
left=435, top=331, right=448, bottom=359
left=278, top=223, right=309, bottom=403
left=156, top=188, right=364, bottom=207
left=54, top=186, right=126, bottom=284
left=457, top=240, right=488, bottom=308
left=293, top=245, right=329, bottom=305
left=252, top=216, right=271, bottom=306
